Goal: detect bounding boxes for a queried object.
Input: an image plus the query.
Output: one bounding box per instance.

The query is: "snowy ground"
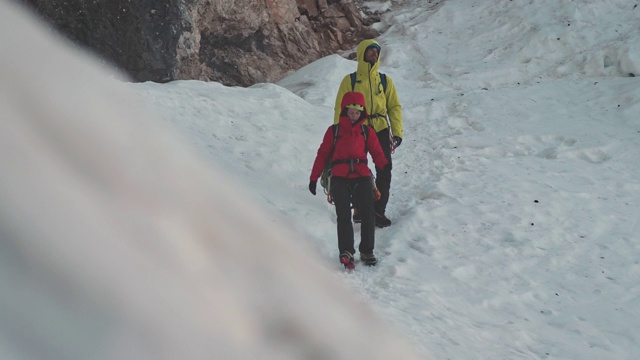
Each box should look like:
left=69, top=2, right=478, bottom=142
left=134, top=0, right=640, bottom=359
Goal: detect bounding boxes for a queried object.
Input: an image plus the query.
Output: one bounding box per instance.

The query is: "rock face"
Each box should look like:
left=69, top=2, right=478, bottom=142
left=21, top=0, right=380, bottom=86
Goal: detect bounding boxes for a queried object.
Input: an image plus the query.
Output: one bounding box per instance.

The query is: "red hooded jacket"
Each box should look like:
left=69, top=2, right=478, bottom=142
left=310, top=92, right=388, bottom=181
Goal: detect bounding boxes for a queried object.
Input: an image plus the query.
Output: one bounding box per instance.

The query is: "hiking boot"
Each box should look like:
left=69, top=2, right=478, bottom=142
left=339, top=251, right=355, bottom=270
left=352, top=208, right=362, bottom=224
left=360, top=252, right=377, bottom=266
left=375, top=213, right=391, bottom=228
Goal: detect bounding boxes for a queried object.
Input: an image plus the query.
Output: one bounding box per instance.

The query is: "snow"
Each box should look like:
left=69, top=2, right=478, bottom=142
left=2, top=0, right=639, bottom=359
left=136, top=0, right=640, bottom=358
left=0, top=2, right=419, bottom=360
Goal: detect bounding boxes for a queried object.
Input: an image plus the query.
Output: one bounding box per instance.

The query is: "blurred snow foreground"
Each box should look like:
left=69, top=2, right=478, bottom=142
left=0, top=2, right=422, bottom=359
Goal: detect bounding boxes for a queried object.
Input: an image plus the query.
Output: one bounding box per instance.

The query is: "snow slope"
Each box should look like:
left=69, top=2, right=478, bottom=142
left=138, top=0, right=640, bottom=358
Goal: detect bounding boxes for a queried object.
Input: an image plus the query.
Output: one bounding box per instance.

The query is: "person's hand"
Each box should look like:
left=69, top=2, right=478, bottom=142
left=309, top=181, right=317, bottom=195
left=393, top=136, right=403, bottom=148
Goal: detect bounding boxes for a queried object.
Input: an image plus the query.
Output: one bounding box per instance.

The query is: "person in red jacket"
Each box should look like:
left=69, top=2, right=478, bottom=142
left=309, top=92, right=388, bottom=269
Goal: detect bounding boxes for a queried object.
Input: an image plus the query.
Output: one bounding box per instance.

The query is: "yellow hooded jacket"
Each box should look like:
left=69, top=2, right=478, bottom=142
left=333, top=39, right=403, bottom=139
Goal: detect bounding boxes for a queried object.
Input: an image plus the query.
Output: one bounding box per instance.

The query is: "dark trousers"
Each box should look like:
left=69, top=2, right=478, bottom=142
left=331, top=176, right=375, bottom=255
left=374, top=128, right=393, bottom=215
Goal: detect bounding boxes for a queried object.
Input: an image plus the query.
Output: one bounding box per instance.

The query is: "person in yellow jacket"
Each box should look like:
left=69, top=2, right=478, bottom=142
left=333, top=39, right=402, bottom=228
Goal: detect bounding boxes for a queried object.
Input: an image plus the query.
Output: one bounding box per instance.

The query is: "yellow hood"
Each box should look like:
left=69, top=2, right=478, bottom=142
left=356, top=39, right=381, bottom=75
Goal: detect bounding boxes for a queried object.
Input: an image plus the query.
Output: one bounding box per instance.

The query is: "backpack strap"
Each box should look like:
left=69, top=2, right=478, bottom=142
left=330, top=123, right=369, bottom=163
left=328, top=124, right=339, bottom=166
left=350, top=72, right=357, bottom=91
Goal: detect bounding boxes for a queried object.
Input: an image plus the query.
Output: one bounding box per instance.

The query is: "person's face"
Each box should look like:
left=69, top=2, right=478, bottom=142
left=347, top=108, right=361, bottom=123
left=364, top=47, right=379, bottom=65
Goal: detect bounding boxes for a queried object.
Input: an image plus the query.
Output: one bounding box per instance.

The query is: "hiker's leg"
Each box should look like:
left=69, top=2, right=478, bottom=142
left=331, top=177, right=355, bottom=254
left=375, top=128, right=393, bottom=215
left=354, top=177, right=375, bottom=254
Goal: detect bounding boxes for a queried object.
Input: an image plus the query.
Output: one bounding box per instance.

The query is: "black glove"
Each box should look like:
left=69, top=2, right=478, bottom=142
left=393, top=136, right=402, bottom=148
left=309, top=181, right=317, bottom=195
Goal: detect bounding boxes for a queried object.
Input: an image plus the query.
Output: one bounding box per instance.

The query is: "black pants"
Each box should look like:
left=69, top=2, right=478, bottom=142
left=374, top=128, right=393, bottom=215
left=331, top=176, right=375, bottom=255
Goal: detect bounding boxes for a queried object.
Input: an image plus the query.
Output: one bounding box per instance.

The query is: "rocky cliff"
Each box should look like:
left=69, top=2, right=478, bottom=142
left=21, top=0, right=380, bottom=86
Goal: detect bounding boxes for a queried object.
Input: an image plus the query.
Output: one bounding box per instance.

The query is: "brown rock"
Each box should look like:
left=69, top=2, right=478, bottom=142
left=19, top=0, right=380, bottom=86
